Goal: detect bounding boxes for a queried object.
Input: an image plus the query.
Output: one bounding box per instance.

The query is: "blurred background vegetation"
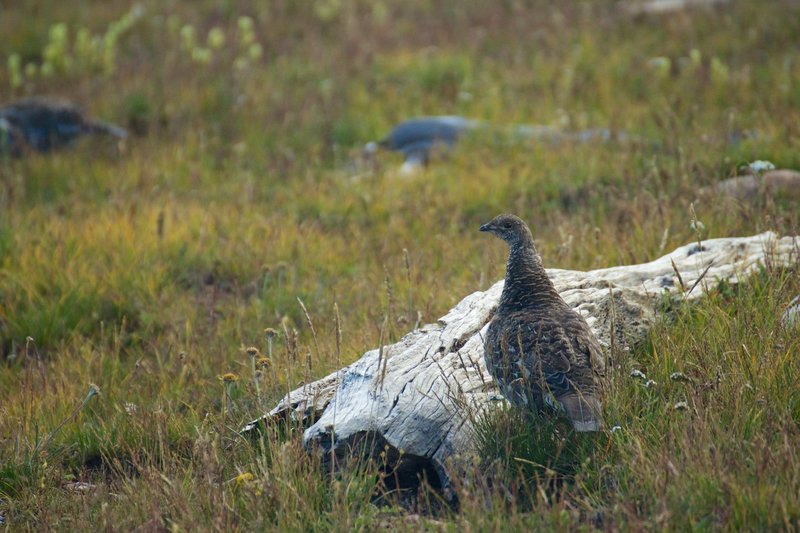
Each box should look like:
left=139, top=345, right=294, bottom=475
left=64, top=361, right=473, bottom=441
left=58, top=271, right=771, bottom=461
left=1, top=0, right=799, bottom=529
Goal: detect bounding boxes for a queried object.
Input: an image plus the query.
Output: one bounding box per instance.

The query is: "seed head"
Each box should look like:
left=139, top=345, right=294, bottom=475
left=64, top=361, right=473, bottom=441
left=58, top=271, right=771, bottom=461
left=238, top=16, right=254, bottom=32
left=218, top=373, right=239, bottom=383
left=689, top=220, right=705, bottom=233
left=245, top=346, right=260, bottom=358
left=191, top=47, right=212, bottom=64
left=180, top=25, right=195, bottom=48
left=248, top=43, right=263, bottom=60
left=207, top=27, right=225, bottom=49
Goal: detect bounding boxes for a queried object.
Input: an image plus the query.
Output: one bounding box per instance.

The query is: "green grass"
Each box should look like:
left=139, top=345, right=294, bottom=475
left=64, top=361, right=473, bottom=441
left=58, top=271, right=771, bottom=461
left=1, top=0, right=800, bottom=529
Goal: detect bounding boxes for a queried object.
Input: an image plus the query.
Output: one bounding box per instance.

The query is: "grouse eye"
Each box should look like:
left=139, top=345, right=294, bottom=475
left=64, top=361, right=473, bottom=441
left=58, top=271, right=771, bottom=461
left=503, top=223, right=511, bottom=228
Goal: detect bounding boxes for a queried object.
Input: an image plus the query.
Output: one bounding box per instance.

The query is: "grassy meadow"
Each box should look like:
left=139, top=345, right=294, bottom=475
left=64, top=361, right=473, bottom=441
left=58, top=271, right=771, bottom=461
left=1, top=0, right=800, bottom=529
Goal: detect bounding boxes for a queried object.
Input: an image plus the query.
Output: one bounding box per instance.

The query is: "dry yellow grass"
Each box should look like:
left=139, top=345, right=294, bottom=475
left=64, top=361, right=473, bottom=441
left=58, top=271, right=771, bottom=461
left=1, top=0, right=799, bottom=529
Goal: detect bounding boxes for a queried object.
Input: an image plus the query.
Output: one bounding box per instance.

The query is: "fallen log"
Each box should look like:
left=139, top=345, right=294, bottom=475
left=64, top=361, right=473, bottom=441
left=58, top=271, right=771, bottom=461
left=242, top=232, right=799, bottom=489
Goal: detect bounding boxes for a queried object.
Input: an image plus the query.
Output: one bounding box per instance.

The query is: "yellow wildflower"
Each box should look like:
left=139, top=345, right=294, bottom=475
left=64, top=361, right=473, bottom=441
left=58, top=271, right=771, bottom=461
left=234, top=472, right=254, bottom=486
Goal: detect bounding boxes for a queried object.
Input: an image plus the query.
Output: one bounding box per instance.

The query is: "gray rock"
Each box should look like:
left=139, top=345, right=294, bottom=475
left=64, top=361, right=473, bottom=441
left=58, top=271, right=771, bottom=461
left=621, top=0, right=729, bottom=16
left=365, top=116, right=641, bottom=174
left=0, top=97, right=126, bottom=157
left=701, top=169, right=800, bottom=202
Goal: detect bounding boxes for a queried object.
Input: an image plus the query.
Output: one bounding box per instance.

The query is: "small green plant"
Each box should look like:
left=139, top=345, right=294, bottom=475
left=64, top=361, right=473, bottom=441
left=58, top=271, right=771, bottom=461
left=4, top=6, right=142, bottom=91
left=475, top=404, right=604, bottom=486
left=218, top=372, right=239, bottom=420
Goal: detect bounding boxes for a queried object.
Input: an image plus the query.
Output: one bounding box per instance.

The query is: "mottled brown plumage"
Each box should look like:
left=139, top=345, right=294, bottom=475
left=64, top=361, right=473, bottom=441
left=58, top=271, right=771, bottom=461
left=481, top=214, right=605, bottom=431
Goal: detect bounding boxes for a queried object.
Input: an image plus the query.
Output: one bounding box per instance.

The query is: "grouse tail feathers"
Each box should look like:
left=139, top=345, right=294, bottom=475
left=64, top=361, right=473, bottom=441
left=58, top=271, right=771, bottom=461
left=558, top=391, right=603, bottom=432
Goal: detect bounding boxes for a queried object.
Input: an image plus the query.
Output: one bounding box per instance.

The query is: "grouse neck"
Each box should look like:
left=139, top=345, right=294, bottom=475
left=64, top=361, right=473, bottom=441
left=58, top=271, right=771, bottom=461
left=498, top=242, right=561, bottom=310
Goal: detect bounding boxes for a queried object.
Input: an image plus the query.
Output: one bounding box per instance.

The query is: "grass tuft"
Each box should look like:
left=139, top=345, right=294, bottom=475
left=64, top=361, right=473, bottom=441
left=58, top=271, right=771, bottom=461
left=1, top=0, right=799, bottom=528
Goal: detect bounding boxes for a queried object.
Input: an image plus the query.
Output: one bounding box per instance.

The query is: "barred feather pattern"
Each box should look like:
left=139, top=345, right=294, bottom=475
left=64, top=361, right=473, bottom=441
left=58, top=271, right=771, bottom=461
left=481, top=214, right=606, bottom=432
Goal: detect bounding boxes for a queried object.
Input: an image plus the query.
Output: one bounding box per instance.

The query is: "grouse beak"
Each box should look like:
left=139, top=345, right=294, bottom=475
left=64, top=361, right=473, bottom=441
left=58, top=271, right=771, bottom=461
left=479, top=223, right=492, bottom=233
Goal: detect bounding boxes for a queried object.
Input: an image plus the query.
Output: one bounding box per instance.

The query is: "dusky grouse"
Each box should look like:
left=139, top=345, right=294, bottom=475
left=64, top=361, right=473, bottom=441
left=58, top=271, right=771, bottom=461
left=0, top=98, right=127, bottom=157
left=481, top=213, right=605, bottom=431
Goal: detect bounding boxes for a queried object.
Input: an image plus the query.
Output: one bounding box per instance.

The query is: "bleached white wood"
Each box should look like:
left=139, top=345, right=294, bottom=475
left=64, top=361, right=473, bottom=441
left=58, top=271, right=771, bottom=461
left=242, top=232, right=799, bottom=486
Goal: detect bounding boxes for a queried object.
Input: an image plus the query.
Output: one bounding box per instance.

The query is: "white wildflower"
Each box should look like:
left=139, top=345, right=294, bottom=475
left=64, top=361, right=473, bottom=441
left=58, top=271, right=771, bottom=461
left=64, top=481, right=96, bottom=492
left=630, top=369, right=647, bottom=380
left=748, top=160, right=775, bottom=174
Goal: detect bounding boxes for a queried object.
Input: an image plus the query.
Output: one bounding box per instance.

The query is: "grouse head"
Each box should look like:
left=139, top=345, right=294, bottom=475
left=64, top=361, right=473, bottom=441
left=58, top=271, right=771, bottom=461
left=479, top=213, right=534, bottom=249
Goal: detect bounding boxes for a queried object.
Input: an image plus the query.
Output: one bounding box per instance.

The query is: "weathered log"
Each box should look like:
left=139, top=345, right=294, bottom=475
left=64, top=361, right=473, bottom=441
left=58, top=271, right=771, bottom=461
left=784, top=295, right=800, bottom=329
left=242, top=232, right=799, bottom=488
